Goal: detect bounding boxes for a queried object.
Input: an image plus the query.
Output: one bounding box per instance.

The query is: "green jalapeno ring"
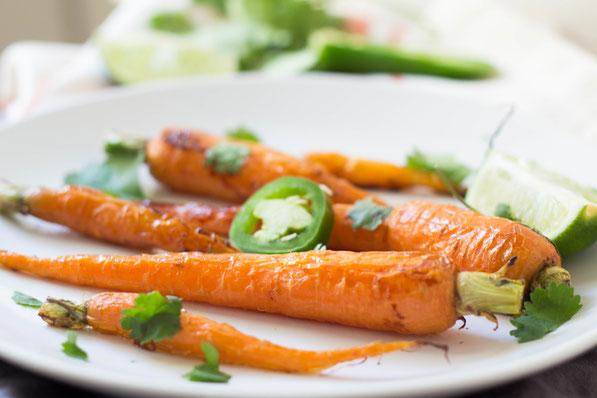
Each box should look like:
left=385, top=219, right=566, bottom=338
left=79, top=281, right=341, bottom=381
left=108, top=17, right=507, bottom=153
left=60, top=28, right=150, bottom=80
left=229, top=177, right=334, bottom=253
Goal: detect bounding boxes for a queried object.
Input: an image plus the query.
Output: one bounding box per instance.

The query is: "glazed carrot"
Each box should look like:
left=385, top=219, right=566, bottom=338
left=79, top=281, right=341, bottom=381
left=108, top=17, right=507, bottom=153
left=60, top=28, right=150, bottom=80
left=39, top=292, right=417, bottom=372
left=0, top=250, right=524, bottom=335
left=306, top=152, right=458, bottom=193
left=0, top=184, right=237, bottom=253
left=329, top=201, right=564, bottom=287
left=147, top=201, right=239, bottom=237
left=151, top=200, right=565, bottom=287
left=145, top=129, right=384, bottom=205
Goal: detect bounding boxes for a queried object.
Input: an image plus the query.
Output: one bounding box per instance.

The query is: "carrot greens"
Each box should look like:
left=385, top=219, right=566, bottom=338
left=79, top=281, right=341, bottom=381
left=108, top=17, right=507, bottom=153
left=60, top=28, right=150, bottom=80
left=120, top=292, right=183, bottom=345
left=510, top=283, right=581, bottom=343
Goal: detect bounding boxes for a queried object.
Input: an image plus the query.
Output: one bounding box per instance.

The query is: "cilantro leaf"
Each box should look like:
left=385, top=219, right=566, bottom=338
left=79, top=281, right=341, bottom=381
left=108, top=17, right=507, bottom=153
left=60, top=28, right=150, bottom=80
left=62, top=331, right=88, bottom=360
left=347, top=197, right=393, bottom=230
left=184, top=342, right=231, bottom=383
left=120, top=292, right=183, bottom=345
left=65, top=141, right=145, bottom=200
left=226, top=127, right=260, bottom=143
left=406, top=149, right=472, bottom=185
left=11, top=291, right=42, bottom=308
left=494, top=203, right=518, bottom=221
left=149, top=12, right=194, bottom=34
left=510, top=282, right=582, bottom=343
left=204, top=143, right=250, bottom=174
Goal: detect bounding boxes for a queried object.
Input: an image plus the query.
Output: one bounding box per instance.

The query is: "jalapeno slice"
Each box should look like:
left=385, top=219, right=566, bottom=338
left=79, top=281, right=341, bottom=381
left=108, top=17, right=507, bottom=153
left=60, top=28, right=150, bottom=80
left=229, top=177, right=334, bottom=253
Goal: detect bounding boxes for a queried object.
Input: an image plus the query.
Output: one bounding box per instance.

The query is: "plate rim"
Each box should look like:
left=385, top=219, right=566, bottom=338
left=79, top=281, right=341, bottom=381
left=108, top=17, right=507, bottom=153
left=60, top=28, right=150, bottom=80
left=0, top=73, right=595, bottom=397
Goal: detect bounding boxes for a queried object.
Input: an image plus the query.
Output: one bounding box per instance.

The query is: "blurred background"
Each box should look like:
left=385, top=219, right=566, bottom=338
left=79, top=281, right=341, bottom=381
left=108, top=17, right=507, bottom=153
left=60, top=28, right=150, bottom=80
left=1, top=0, right=596, bottom=139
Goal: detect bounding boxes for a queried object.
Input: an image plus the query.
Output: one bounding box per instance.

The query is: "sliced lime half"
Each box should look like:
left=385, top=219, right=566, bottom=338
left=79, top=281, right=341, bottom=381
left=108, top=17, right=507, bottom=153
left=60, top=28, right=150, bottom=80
left=98, top=33, right=239, bottom=84
left=466, top=150, right=597, bottom=257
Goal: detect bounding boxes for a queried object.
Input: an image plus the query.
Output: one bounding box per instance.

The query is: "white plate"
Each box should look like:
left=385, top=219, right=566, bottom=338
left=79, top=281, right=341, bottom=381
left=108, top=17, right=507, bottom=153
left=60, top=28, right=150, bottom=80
left=0, top=74, right=596, bottom=398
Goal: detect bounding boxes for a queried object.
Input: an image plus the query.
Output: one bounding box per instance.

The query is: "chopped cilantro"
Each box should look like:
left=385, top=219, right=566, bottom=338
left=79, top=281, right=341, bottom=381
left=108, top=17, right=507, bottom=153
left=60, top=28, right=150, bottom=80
left=510, top=282, right=582, bottom=343
left=149, top=12, right=194, bottom=34
left=120, top=292, right=183, bottom=345
left=226, top=127, right=261, bottom=143
left=204, top=143, right=250, bottom=174
left=62, top=332, right=88, bottom=360
left=184, top=342, right=231, bottom=383
left=347, top=197, right=393, bottom=230
left=406, top=149, right=472, bottom=185
left=11, top=291, right=42, bottom=308
left=65, top=138, right=145, bottom=200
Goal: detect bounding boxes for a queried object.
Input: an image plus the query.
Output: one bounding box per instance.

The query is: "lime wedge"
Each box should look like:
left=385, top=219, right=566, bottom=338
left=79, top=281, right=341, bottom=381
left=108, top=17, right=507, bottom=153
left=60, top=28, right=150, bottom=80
left=98, top=34, right=239, bottom=84
left=466, top=150, right=597, bottom=257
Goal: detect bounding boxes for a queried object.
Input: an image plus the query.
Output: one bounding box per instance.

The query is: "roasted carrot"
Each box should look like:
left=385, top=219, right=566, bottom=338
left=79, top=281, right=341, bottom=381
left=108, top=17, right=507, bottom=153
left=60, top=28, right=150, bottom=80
left=306, top=152, right=459, bottom=193
left=150, top=200, right=565, bottom=287
left=147, top=201, right=238, bottom=237
left=145, top=129, right=384, bottom=205
left=0, top=184, right=237, bottom=253
left=39, top=292, right=417, bottom=372
left=0, top=250, right=524, bottom=335
left=330, top=201, right=564, bottom=287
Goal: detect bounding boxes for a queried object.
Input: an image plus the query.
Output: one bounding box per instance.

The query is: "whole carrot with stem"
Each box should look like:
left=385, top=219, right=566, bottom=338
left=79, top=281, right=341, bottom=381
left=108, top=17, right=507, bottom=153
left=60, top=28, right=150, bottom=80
left=38, top=292, right=417, bottom=372
left=0, top=250, right=524, bottom=335
left=149, top=200, right=565, bottom=289
left=145, top=129, right=385, bottom=205
left=0, top=183, right=237, bottom=254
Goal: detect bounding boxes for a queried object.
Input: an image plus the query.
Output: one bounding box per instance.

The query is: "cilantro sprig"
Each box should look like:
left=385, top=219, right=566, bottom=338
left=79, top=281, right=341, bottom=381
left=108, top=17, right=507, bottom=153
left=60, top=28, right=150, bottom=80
left=11, top=291, right=42, bottom=308
left=406, top=149, right=472, bottom=186
left=65, top=136, right=146, bottom=200
left=205, top=143, right=250, bottom=174
left=120, top=292, right=183, bottom=345
left=184, top=342, right=231, bottom=383
left=226, top=127, right=261, bottom=143
left=510, top=282, right=582, bottom=343
left=62, top=331, right=88, bottom=360
left=347, top=197, right=392, bottom=230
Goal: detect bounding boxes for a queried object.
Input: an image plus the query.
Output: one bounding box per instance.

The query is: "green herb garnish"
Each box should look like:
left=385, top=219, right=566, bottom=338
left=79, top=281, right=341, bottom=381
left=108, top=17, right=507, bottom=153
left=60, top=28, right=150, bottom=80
left=149, top=12, right=194, bottom=34
left=494, top=203, right=519, bottom=221
left=11, top=291, right=42, bottom=308
left=205, top=142, right=250, bottom=174
left=62, top=331, right=88, bottom=360
left=184, top=342, right=231, bottom=383
left=65, top=138, right=145, bottom=200
left=347, top=197, right=393, bottom=230
left=406, top=149, right=472, bottom=185
left=120, top=292, right=183, bottom=345
left=510, top=282, right=581, bottom=343
left=226, top=127, right=260, bottom=143
left=194, top=0, right=227, bottom=13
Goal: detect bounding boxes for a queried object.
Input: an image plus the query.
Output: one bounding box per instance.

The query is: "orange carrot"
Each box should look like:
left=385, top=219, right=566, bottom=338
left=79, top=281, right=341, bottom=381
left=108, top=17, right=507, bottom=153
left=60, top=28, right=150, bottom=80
left=151, top=200, right=564, bottom=286
left=306, top=152, right=459, bottom=193
left=39, top=292, right=417, bottom=372
left=145, top=129, right=385, bottom=205
left=0, top=249, right=517, bottom=335
left=0, top=185, right=237, bottom=253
